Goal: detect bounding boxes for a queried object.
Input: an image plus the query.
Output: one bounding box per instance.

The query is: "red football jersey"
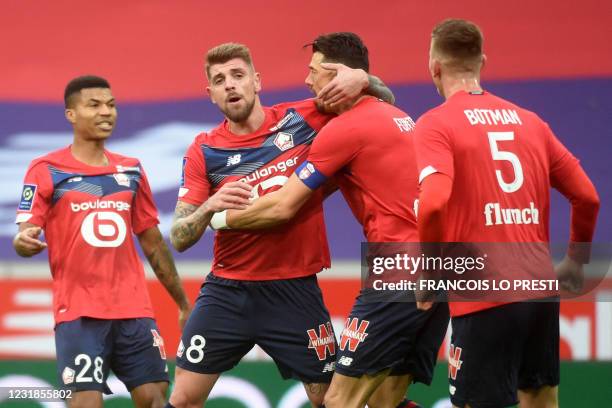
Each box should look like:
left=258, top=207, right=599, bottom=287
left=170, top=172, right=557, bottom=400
left=414, top=90, right=579, bottom=316
left=15, top=147, right=159, bottom=324
left=179, top=99, right=333, bottom=280
left=305, top=97, right=419, bottom=242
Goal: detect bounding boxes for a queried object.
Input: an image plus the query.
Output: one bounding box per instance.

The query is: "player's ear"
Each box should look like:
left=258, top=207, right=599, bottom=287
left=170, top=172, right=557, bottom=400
left=481, top=54, right=487, bottom=71
left=430, top=59, right=442, bottom=79
left=205, top=86, right=216, bottom=104
left=254, top=72, right=262, bottom=94
left=65, top=108, right=76, bottom=124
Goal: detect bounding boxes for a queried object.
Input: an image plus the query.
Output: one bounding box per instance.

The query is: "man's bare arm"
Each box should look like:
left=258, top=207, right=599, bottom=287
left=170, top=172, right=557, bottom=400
left=13, top=222, right=47, bottom=257
left=170, top=181, right=253, bottom=251
left=227, top=174, right=314, bottom=229
left=138, top=226, right=191, bottom=329
left=316, top=62, right=395, bottom=106
left=366, top=74, right=395, bottom=105
left=170, top=201, right=213, bottom=252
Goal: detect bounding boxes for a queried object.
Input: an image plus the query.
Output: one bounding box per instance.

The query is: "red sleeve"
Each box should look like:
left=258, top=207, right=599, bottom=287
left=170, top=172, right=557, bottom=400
left=417, top=173, right=453, bottom=243
left=413, top=113, right=454, bottom=184
left=545, top=122, right=580, bottom=183
left=307, top=120, right=360, bottom=178
left=132, top=166, right=160, bottom=234
left=545, top=125, right=600, bottom=261
left=178, top=138, right=211, bottom=206
left=15, top=160, right=53, bottom=227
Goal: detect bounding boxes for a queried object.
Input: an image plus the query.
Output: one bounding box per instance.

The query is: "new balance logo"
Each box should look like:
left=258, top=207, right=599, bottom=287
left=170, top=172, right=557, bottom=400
left=226, top=154, right=241, bottom=166
left=339, top=318, right=369, bottom=352
left=322, top=362, right=336, bottom=373
left=448, top=344, right=463, bottom=380
left=337, top=356, right=353, bottom=366
left=307, top=322, right=336, bottom=361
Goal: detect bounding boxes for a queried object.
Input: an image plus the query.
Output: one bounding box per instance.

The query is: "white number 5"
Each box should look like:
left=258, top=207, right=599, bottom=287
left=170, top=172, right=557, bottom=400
left=487, top=131, right=523, bottom=193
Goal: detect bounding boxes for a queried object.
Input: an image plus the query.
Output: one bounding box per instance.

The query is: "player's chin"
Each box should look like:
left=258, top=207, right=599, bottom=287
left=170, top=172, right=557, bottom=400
left=92, top=129, right=113, bottom=140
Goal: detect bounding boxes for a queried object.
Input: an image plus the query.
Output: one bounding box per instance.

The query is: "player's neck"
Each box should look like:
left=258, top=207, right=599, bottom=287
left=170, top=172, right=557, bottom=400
left=71, top=138, right=109, bottom=167
left=333, top=94, right=368, bottom=115
left=228, top=100, right=266, bottom=135
left=442, top=75, right=483, bottom=100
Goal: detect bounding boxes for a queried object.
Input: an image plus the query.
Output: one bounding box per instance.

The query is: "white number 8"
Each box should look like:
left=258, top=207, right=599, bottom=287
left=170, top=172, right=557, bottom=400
left=186, top=335, right=206, bottom=363
left=487, top=131, right=524, bottom=193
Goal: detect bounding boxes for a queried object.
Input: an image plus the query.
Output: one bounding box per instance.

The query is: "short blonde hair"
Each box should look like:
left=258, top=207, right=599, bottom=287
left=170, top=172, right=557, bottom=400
left=205, top=43, right=254, bottom=78
left=431, top=19, right=484, bottom=73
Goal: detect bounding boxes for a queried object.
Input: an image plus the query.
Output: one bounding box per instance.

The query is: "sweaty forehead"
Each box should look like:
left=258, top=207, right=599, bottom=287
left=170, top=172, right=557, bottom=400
left=209, top=58, right=251, bottom=77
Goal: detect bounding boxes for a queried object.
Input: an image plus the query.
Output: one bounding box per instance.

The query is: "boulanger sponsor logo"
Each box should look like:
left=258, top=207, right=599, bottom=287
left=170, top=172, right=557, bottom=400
left=339, top=318, right=369, bottom=352
left=239, top=157, right=298, bottom=185
left=80, top=212, right=127, bottom=248
left=306, top=322, right=336, bottom=361
left=70, top=200, right=130, bottom=212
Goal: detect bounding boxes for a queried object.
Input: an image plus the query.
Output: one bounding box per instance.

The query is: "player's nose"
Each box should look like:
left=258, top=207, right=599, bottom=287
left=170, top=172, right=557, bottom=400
left=99, top=104, right=112, bottom=115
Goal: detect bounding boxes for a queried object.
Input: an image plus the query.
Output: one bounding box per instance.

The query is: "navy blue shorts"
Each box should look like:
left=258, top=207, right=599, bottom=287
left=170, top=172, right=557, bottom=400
left=449, top=300, right=560, bottom=408
left=55, top=317, right=169, bottom=394
left=176, top=273, right=337, bottom=383
left=334, top=289, right=449, bottom=384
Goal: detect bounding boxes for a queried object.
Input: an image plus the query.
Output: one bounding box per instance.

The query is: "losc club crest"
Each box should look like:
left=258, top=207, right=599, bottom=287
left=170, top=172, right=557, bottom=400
left=113, top=173, right=130, bottom=187
left=273, top=132, right=294, bottom=151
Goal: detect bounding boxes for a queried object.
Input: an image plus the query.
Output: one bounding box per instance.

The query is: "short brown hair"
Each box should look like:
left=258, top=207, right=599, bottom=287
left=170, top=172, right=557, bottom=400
left=205, top=43, right=254, bottom=78
left=431, top=19, right=483, bottom=72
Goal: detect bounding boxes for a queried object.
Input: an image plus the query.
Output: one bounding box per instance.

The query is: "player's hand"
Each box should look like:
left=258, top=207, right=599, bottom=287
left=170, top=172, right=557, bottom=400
left=13, top=226, right=47, bottom=257
left=178, top=304, right=192, bottom=330
left=416, top=301, right=434, bottom=311
left=205, top=181, right=253, bottom=212
left=317, top=63, right=368, bottom=107
left=556, top=255, right=584, bottom=295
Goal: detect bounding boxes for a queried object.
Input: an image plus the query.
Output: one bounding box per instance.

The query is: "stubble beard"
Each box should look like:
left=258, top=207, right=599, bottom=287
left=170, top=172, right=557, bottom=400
left=224, top=97, right=256, bottom=123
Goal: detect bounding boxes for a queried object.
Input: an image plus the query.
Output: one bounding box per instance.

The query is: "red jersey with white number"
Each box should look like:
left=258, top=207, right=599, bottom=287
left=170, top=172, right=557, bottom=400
left=179, top=99, right=333, bottom=280
left=15, top=147, right=159, bottom=324
left=414, top=90, right=579, bottom=316
left=306, top=97, right=419, bottom=242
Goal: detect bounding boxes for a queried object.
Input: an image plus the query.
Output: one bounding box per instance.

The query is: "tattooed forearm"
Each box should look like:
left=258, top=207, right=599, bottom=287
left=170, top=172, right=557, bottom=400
left=366, top=74, right=395, bottom=105
left=139, top=228, right=189, bottom=310
left=170, top=201, right=213, bottom=252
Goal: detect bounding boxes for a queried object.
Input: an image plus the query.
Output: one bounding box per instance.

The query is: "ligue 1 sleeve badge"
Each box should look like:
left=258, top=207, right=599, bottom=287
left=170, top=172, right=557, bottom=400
left=18, top=184, right=37, bottom=211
